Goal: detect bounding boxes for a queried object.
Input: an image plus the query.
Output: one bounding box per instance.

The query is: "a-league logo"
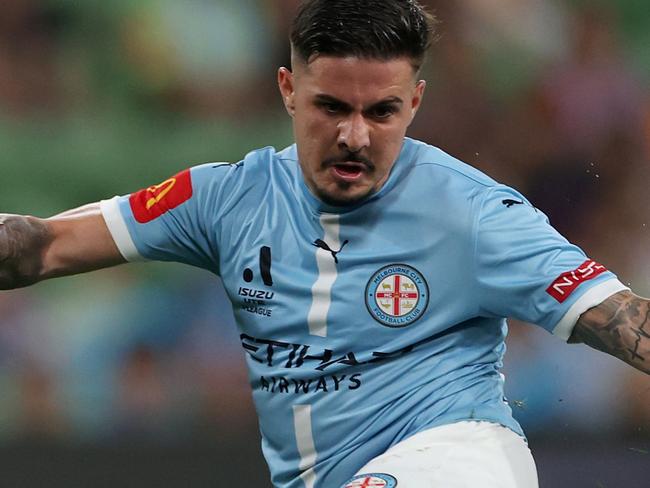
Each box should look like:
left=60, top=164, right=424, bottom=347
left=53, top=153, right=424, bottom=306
left=343, top=473, right=398, bottom=487
left=365, top=264, right=429, bottom=328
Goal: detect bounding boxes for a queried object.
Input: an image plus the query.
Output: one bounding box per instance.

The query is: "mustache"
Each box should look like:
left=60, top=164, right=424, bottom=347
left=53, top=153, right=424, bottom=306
left=322, top=152, right=374, bottom=169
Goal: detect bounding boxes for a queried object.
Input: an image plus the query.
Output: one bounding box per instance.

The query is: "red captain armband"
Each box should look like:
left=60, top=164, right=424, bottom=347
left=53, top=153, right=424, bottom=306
left=129, top=169, right=193, bottom=223
left=546, top=259, right=608, bottom=303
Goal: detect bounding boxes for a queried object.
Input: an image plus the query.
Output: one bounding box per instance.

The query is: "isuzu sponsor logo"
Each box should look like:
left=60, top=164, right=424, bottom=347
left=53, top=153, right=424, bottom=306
left=546, top=259, right=607, bottom=303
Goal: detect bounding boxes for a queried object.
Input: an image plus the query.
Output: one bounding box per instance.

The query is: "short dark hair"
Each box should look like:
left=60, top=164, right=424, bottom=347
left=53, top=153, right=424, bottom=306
left=290, top=0, right=437, bottom=71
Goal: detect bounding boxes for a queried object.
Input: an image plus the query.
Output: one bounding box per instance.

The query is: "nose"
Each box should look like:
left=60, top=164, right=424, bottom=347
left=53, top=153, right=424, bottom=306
left=337, top=114, right=370, bottom=153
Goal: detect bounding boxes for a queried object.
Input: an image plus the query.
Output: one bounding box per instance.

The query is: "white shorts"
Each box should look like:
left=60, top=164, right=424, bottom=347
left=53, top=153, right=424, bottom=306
left=342, top=421, right=538, bottom=488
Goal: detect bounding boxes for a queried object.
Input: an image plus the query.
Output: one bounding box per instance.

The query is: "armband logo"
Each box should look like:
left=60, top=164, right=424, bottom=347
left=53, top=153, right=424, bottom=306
left=546, top=259, right=607, bottom=303
left=129, top=169, right=193, bottom=223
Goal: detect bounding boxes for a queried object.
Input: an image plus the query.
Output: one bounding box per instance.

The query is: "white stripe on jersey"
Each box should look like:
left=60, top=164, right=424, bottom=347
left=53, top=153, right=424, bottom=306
left=100, top=197, right=145, bottom=262
left=293, top=404, right=318, bottom=488
left=552, top=278, right=629, bottom=341
left=307, top=213, right=340, bottom=337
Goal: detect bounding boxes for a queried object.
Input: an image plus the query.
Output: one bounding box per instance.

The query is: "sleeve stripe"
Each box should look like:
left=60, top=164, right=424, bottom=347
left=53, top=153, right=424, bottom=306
left=552, top=279, right=629, bottom=341
left=100, top=197, right=146, bottom=262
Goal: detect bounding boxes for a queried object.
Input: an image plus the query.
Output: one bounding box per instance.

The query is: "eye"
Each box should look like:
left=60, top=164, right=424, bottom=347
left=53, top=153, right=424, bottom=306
left=369, top=105, right=397, bottom=120
left=319, top=101, right=343, bottom=114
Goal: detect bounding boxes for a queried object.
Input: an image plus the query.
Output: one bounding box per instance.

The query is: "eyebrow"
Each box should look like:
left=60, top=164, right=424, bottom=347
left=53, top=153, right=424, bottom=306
left=313, top=94, right=404, bottom=110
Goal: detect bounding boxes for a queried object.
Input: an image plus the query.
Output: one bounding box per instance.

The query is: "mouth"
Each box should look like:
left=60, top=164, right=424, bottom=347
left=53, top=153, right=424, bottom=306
left=331, top=162, right=367, bottom=181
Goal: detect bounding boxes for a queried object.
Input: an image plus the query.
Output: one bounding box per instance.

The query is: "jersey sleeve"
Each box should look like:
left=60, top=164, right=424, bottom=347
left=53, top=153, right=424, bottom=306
left=99, top=163, right=226, bottom=273
left=473, top=185, right=628, bottom=340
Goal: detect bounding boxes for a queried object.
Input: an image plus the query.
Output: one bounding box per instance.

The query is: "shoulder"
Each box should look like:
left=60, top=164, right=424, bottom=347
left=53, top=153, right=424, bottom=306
left=190, top=145, right=294, bottom=192
left=186, top=145, right=296, bottom=216
left=405, top=138, right=498, bottom=190
left=191, top=145, right=287, bottom=180
left=401, top=138, right=521, bottom=212
left=396, top=139, right=545, bottom=242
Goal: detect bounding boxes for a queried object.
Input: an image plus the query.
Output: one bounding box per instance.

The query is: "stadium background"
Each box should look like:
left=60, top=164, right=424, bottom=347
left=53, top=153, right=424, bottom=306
left=1, top=0, right=649, bottom=486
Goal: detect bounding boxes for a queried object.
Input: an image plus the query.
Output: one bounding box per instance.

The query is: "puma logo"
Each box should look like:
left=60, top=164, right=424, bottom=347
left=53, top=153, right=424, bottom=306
left=313, top=239, right=349, bottom=264
left=502, top=199, right=524, bottom=208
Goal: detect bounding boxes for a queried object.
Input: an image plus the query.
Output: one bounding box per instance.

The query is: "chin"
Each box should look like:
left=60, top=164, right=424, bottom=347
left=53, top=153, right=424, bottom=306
left=317, top=188, right=373, bottom=207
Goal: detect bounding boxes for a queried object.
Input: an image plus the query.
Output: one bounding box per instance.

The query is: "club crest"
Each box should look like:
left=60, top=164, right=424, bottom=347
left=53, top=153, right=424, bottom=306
left=343, top=473, right=398, bottom=487
left=365, top=264, right=429, bottom=328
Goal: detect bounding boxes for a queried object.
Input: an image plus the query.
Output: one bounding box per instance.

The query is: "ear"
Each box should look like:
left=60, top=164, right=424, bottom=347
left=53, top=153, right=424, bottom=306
left=408, top=80, right=427, bottom=122
left=278, top=67, right=296, bottom=117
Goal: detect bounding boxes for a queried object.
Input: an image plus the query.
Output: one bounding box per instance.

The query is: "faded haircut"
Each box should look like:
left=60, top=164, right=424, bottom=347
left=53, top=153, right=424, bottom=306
left=290, top=0, right=437, bottom=71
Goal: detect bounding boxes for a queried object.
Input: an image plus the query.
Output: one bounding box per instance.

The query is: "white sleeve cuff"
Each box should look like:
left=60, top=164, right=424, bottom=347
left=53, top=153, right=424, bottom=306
left=552, top=279, right=629, bottom=341
left=100, top=197, right=146, bottom=262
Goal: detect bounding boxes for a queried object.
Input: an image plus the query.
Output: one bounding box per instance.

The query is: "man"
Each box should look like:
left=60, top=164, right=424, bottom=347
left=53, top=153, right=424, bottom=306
left=0, top=1, right=648, bottom=487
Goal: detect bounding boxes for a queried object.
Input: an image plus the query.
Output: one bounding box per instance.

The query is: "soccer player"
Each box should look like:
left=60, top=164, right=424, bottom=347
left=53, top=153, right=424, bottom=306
left=1, top=1, right=648, bottom=486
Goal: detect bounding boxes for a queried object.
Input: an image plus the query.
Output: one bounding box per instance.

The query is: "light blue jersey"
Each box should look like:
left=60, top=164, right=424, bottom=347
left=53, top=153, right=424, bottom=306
left=101, top=138, right=626, bottom=488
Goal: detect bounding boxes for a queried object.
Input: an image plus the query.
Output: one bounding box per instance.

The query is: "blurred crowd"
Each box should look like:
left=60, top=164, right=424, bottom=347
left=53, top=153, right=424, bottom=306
left=1, top=0, right=650, bottom=448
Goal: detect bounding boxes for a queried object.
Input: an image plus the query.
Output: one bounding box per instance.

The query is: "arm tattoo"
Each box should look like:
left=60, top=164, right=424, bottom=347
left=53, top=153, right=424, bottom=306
left=0, top=215, right=52, bottom=289
left=570, top=290, right=650, bottom=374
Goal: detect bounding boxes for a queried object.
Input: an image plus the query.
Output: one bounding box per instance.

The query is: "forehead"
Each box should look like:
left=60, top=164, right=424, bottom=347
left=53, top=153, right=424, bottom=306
left=295, top=56, right=417, bottom=101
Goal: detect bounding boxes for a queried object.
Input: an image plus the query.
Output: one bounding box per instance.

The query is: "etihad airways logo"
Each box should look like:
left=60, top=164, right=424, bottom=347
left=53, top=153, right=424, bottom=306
left=546, top=260, right=607, bottom=303
left=240, top=331, right=432, bottom=395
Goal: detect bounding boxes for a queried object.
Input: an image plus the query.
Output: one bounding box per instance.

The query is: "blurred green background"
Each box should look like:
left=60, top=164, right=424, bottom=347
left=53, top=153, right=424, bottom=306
left=1, top=0, right=650, bottom=486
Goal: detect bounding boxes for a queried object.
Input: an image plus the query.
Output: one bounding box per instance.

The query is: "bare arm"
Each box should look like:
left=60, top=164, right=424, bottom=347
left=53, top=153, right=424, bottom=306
left=570, top=290, right=650, bottom=374
left=0, top=203, right=125, bottom=290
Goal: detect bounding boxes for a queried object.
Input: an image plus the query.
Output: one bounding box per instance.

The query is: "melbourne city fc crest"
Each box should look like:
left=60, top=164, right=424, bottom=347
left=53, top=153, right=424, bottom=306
left=343, top=473, right=398, bottom=487
left=365, top=264, right=429, bottom=328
